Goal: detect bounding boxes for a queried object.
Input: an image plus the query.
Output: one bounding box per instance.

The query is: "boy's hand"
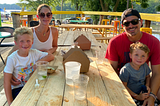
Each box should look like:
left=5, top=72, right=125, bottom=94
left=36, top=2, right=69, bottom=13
left=136, top=92, right=149, bottom=100
left=11, top=76, right=21, bottom=86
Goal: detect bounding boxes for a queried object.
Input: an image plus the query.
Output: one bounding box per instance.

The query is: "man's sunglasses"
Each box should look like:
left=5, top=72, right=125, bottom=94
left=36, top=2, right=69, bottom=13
left=39, top=12, right=52, bottom=18
left=123, top=19, right=140, bottom=27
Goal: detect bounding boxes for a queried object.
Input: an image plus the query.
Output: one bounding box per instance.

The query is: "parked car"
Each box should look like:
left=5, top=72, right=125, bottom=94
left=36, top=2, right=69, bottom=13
left=49, top=16, right=61, bottom=25
left=87, top=18, right=93, bottom=24
left=62, top=17, right=79, bottom=24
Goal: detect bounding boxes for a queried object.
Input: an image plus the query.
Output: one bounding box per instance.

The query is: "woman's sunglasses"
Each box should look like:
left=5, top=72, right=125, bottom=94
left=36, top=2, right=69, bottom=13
left=39, top=12, right=52, bottom=18
left=123, top=19, right=140, bottom=27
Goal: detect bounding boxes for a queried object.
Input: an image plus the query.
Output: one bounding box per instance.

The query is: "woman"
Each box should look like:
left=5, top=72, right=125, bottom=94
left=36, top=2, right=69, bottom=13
left=8, top=4, right=58, bottom=55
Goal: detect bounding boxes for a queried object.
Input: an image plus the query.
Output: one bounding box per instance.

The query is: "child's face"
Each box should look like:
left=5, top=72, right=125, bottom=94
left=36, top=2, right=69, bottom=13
left=129, top=48, right=148, bottom=66
left=15, top=34, right=33, bottom=52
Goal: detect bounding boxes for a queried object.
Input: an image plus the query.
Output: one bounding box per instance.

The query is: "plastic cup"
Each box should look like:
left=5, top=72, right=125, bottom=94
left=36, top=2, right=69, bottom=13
left=36, top=61, right=49, bottom=80
left=95, top=50, right=105, bottom=64
left=72, top=74, right=89, bottom=101
left=64, top=61, right=81, bottom=85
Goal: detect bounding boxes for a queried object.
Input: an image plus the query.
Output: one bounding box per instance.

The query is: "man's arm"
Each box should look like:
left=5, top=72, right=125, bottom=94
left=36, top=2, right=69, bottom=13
left=150, top=64, right=160, bottom=96
left=108, top=59, right=118, bottom=74
left=143, top=64, right=160, bottom=106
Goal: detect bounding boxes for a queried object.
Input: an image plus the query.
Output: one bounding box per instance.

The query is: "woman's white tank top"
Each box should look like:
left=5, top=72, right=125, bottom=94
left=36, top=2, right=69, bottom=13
left=31, top=27, right=53, bottom=50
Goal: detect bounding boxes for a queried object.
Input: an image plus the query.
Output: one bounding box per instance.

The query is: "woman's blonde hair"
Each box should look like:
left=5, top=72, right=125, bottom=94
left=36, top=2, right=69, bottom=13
left=13, top=27, right=33, bottom=41
left=130, top=42, right=150, bottom=55
left=37, top=4, right=51, bottom=14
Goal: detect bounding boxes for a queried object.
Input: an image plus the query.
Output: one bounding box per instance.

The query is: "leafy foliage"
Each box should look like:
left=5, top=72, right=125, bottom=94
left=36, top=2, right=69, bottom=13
left=133, top=0, right=160, bottom=13
left=17, top=0, right=60, bottom=11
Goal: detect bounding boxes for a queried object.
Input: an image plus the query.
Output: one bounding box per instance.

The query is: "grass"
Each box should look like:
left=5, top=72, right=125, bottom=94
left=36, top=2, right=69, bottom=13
left=2, top=21, right=13, bottom=24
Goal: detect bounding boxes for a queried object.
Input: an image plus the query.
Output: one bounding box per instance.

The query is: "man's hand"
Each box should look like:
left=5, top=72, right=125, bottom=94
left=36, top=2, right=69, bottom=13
left=142, top=96, right=155, bottom=106
left=11, top=76, right=21, bottom=86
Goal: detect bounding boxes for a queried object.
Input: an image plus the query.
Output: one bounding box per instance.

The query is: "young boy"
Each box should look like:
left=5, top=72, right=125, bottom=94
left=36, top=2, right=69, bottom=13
left=119, top=42, right=151, bottom=105
left=3, top=27, right=54, bottom=105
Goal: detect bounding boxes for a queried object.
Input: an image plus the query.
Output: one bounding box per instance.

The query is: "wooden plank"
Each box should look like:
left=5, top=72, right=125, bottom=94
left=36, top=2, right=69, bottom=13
left=28, top=15, right=33, bottom=27
left=86, top=31, right=98, bottom=46
left=0, top=89, right=7, bottom=105
left=12, top=14, right=20, bottom=29
left=36, top=47, right=65, bottom=106
left=58, top=31, right=69, bottom=45
left=98, top=62, right=136, bottom=106
left=95, top=36, right=113, bottom=40
left=84, top=47, right=112, bottom=106
left=59, top=24, right=114, bottom=29
left=100, top=43, right=108, bottom=51
left=63, top=31, right=75, bottom=45
left=95, top=36, right=113, bottom=44
left=144, top=20, right=151, bottom=28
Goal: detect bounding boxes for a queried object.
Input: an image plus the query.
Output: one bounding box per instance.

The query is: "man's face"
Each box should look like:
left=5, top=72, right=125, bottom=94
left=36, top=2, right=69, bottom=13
left=122, top=16, right=142, bottom=36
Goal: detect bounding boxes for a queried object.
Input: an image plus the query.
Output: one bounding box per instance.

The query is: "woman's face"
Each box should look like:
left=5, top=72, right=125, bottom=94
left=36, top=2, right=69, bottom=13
left=38, top=7, right=52, bottom=26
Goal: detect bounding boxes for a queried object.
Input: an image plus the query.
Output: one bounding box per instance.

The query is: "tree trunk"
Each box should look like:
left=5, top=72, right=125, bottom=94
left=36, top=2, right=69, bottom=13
left=98, top=15, right=104, bottom=25
left=113, top=0, right=120, bottom=12
left=99, top=0, right=105, bottom=11
left=111, top=0, right=120, bottom=23
left=76, top=3, right=78, bottom=10
left=60, top=0, right=63, bottom=21
left=127, top=0, right=129, bottom=9
left=78, top=6, right=82, bottom=17
left=75, top=3, right=79, bottom=17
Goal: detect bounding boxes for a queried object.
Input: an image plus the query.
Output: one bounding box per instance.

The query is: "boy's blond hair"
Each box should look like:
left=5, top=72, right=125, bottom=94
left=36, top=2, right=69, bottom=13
left=130, top=42, right=150, bottom=55
left=13, top=27, right=33, bottom=41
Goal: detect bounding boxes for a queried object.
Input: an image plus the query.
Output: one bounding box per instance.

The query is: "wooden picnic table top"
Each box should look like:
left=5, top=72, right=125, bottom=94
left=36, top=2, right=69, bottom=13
left=58, top=31, right=98, bottom=46
left=59, top=24, right=114, bottom=29
left=59, top=25, right=114, bottom=37
left=11, top=31, right=136, bottom=106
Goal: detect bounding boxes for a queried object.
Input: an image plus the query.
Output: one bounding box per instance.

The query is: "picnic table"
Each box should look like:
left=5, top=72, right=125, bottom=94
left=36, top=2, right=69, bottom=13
left=69, top=20, right=88, bottom=24
left=59, top=24, right=114, bottom=37
left=10, top=31, right=136, bottom=106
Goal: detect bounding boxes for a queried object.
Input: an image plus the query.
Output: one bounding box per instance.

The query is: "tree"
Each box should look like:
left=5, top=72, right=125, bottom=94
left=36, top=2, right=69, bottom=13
left=82, top=0, right=150, bottom=24
left=133, top=0, right=160, bottom=13
left=16, top=0, right=60, bottom=11
left=131, top=0, right=149, bottom=8
left=70, top=0, right=87, bottom=17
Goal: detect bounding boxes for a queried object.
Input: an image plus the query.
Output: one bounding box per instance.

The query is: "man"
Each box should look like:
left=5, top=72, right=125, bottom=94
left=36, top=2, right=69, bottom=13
left=105, top=8, right=160, bottom=106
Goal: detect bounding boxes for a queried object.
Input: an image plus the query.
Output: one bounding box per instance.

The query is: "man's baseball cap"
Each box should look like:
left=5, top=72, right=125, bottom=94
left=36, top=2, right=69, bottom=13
left=121, top=8, right=141, bottom=23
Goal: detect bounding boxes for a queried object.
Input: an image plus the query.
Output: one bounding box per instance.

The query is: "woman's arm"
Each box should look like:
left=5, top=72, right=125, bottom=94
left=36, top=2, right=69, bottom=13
left=4, top=73, right=13, bottom=105
left=37, top=53, right=54, bottom=62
